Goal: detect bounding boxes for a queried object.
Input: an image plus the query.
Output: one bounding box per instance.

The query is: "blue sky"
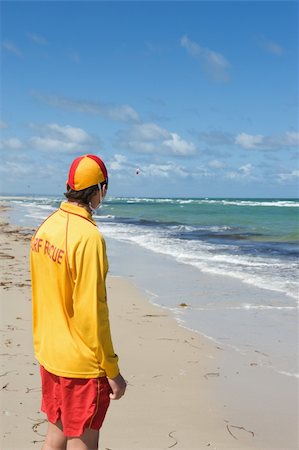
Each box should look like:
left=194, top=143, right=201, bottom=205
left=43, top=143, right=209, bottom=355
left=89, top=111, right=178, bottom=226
left=1, top=1, right=298, bottom=198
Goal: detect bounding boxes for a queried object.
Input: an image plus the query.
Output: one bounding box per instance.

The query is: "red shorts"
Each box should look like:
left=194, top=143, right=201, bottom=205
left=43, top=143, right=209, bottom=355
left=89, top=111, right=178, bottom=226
left=40, top=365, right=111, bottom=437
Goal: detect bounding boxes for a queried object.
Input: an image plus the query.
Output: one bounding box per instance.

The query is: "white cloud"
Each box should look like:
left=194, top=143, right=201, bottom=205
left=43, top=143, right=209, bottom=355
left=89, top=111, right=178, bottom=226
left=0, top=137, right=23, bottom=150
left=109, top=154, right=127, bottom=171
left=0, top=161, right=33, bottom=175
left=278, top=170, right=299, bottom=183
left=0, top=158, right=61, bottom=184
left=107, top=154, right=191, bottom=180
left=209, top=159, right=225, bottom=169
left=30, top=123, right=93, bottom=153
left=0, top=123, right=93, bottom=154
left=118, top=122, right=197, bottom=156
left=255, top=35, right=284, bottom=56
left=226, top=163, right=254, bottom=180
left=107, top=105, right=140, bottom=123
left=30, top=137, right=81, bottom=152
left=46, top=123, right=91, bottom=144
left=2, top=40, right=23, bottom=57
left=33, top=92, right=140, bottom=123
left=163, top=132, right=197, bottom=156
left=284, top=132, right=299, bottom=146
left=27, top=32, right=48, bottom=45
left=235, top=131, right=299, bottom=150
left=225, top=171, right=239, bottom=180
left=235, top=133, right=264, bottom=149
left=132, top=141, right=157, bottom=153
left=265, top=131, right=299, bottom=148
left=239, top=163, right=253, bottom=176
left=142, top=162, right=189, bottom=179
left=180, top=35, right=230, bottom=82
left=129, top=123, right=169, bottom=141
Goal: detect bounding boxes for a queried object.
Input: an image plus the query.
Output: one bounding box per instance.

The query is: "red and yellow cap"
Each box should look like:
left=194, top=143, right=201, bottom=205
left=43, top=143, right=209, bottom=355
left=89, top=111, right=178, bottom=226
left=67, top=154, right=108, bottom=191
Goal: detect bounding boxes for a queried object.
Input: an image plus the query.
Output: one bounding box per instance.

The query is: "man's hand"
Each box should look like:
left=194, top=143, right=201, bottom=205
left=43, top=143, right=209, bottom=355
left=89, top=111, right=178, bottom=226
left=108, top=373, right=127, bottom=400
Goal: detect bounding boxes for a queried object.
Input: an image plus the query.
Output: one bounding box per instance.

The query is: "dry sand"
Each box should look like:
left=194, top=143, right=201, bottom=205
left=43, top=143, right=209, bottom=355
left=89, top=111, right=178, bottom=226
left=0, top=207, right=298, bottom=449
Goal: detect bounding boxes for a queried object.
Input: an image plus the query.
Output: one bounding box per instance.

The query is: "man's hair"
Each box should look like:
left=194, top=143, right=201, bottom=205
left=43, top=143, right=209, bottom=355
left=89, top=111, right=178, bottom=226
left=64, top=184, right=99, bottom=205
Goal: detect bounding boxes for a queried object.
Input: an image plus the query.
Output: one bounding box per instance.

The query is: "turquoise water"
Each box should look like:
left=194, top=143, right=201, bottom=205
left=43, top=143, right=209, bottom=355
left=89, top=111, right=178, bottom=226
left=100, top=197, right=299, bottom=299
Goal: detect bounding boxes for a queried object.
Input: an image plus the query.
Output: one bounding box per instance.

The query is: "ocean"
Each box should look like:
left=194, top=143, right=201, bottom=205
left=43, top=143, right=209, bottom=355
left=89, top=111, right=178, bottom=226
left=1, top=195, right=298, bottom=377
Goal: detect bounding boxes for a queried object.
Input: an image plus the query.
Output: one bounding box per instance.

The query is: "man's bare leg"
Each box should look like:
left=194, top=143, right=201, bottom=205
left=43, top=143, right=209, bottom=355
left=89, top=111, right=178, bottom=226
left=67, top=428, right=99, bottom=450
left=42, top=420, right=67, bottom=450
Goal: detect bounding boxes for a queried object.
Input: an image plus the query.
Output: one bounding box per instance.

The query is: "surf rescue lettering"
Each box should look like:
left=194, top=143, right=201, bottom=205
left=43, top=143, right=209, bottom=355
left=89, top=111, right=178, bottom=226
left=31, top=237, right=65, bottom=264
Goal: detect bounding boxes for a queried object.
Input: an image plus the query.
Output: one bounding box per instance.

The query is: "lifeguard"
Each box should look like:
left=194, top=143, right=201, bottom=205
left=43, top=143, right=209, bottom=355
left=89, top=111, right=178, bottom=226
left=30, top=154, right=126, bottom=450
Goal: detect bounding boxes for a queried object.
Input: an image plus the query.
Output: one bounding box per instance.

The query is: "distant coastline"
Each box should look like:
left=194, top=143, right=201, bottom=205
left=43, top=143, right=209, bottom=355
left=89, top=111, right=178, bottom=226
left=1, top=193, right=299, bottom=200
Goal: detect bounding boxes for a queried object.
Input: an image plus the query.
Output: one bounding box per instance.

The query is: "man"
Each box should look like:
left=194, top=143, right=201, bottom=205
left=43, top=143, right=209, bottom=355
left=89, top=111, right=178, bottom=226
left=30, top=154, right=126, bottom=450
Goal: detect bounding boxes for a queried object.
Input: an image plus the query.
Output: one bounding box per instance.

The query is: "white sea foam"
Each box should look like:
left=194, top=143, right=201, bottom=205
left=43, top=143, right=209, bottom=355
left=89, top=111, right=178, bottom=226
left=191, top=304, right=297, bottom=311
left=106, top=197, right=299, bottom=207
left=276, top=370, right=299, bottom=379
left=98, top=220, right=299, bottom=301
left=178, top=199, right=194, bottom=204
left=95, top=214, right=115, bottom=220
left=198, top=199, right=299, bottom=208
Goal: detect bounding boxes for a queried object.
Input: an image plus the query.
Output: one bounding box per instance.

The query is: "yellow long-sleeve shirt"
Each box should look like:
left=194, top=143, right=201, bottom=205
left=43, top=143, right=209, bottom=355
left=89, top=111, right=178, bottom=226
left=30, top=202, right=119, bottom=379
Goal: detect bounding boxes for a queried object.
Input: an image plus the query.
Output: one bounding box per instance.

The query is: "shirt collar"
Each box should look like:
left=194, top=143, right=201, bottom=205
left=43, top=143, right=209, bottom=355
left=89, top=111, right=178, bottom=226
left=59, top=201, right=97, bottom=226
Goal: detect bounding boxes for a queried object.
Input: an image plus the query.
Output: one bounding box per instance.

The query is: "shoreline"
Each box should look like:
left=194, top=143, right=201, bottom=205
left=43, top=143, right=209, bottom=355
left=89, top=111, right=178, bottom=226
left=105, top=235, right=298, bottom=379
left=0, top=207, right=298, bottom=449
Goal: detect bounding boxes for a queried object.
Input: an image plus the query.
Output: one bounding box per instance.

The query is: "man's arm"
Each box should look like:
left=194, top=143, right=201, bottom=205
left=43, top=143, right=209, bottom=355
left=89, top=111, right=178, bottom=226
left=72, top=231, right=120, bottom=379
left=108, top=373, right=127, bottom=400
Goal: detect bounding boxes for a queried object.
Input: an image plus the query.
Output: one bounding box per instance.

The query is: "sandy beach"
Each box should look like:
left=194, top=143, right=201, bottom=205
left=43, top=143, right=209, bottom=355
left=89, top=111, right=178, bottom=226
left=0, top=206, right=298, bottom=450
